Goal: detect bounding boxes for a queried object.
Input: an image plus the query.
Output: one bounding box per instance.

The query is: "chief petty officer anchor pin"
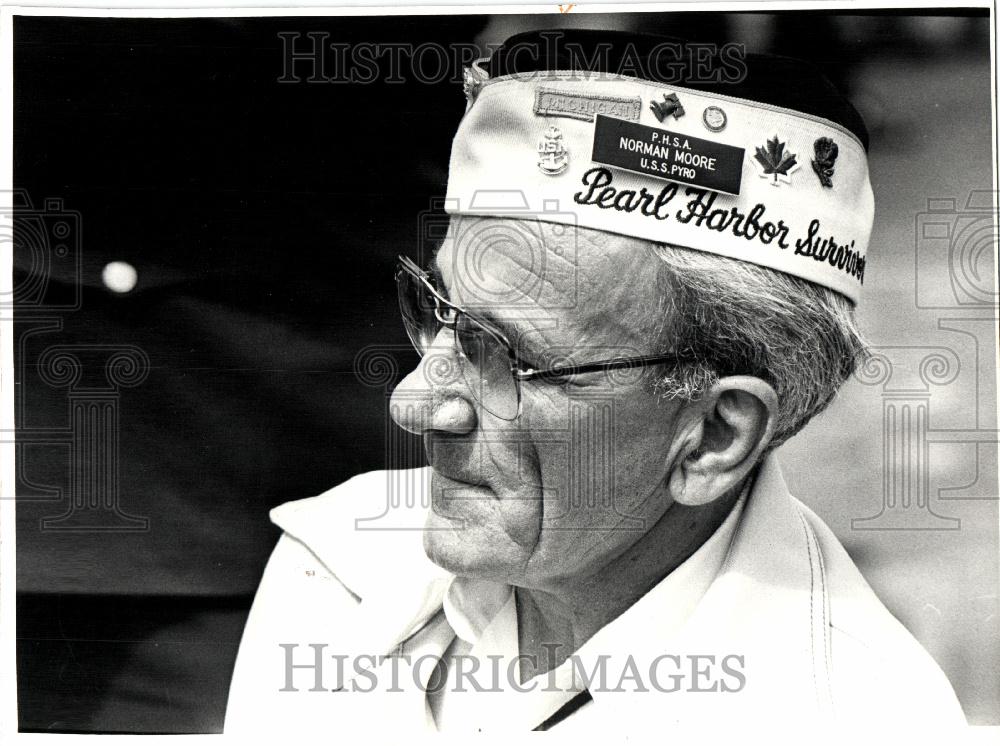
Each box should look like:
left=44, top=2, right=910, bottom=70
left=538, top=126, right=569, bottom=175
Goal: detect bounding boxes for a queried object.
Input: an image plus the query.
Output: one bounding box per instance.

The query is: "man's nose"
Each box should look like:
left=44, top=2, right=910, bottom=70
left=390, top=336, right=478, bottom=435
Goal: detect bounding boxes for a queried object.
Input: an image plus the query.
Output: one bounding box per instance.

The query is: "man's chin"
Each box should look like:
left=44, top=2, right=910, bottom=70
left=421, top=487, right=516, bottom=580
left=421, top=516, right=488, bottom=578
left=422, top=468, right=541, bottom=580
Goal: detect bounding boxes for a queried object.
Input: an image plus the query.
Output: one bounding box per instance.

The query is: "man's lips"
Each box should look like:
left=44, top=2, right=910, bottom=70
left=424, top=434, right=491, bottom=489
left=428, top=463, right=490, bottom=490
left=424, top=439, right=541, bottom=549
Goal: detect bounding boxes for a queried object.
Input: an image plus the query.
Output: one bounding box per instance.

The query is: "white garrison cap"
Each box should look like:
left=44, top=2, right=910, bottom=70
left=446, top=32, right=875, bottom=304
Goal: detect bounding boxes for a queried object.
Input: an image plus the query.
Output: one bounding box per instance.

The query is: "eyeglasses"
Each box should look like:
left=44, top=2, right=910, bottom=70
left=396, top=255, right=684, bottom=420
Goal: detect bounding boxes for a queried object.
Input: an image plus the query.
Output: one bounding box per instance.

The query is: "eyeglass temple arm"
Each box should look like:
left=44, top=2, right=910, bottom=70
left=514, top=354, right=685, bottom=382
left=398, top=255, right=425, bottom=275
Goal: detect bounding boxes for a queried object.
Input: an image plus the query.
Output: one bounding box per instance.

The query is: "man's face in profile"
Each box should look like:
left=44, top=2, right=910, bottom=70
left=391, top=216, right=688, bottom=589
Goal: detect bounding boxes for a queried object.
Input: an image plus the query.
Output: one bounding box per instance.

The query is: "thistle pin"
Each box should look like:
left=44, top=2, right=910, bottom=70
left=811, top=137, right=839, bottom=188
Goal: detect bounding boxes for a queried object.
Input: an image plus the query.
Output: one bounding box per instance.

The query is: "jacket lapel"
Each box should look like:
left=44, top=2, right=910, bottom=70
left=270, top=471, right=455, bottom=691
left=602, top=455, right=833, bottom=726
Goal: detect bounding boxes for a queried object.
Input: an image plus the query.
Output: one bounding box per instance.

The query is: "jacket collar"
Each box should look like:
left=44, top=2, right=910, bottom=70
left=269, top=473, right=452, bottom=655
left=270, top=454, right=832, bottom=723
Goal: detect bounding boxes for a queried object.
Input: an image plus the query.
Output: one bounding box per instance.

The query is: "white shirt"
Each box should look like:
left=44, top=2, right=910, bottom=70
left=225, top=455, right=967, bottom=734
left=425, top=489, right=746, bottom=731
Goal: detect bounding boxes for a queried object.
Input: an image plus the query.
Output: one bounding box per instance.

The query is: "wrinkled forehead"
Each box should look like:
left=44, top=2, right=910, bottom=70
left=434, top=216, right=665, bottom=357
left=435, top=216, right=654, bottom=312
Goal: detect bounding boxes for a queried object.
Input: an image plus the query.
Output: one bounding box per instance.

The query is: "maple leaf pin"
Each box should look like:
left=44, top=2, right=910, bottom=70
left=754, top=135, right=799, bottom=185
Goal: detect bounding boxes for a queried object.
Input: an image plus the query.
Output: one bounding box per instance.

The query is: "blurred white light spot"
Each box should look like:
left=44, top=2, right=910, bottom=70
left=102, top=261, right=137, bottom=293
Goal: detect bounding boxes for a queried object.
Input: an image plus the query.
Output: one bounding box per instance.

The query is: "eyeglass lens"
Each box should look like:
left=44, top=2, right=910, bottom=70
left=397, top=266, right=520, bottom=420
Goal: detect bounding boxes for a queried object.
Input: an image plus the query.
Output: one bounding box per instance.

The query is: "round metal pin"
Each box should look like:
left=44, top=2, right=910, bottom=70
left=702, top=106, right=728, bottom=132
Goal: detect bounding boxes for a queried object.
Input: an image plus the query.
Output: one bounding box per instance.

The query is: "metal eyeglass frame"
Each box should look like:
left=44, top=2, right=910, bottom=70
left=396, top=255, right=686, bottom=417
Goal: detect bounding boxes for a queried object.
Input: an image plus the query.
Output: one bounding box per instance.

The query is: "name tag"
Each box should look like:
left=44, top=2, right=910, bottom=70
left=591, top=115, right=745, bottom=195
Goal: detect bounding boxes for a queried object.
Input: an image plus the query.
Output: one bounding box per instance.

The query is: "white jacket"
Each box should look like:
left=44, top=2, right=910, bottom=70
left=225, top=455, right=966, bottom=733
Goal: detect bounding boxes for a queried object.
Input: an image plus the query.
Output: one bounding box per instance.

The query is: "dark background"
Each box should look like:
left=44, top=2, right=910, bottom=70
left=12, top=10, right=997, bottom=732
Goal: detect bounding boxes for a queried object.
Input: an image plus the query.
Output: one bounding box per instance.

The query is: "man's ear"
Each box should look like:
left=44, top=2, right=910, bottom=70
left=667, top=376, right=778, bottom=507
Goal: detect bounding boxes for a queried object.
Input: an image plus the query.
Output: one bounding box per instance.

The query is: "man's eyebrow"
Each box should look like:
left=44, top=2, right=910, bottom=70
left=474, top=307, right=548, bottom=364
left=485, top=313, right=532, bottom=351
left=428, top=252, right=447, bottom=293
left=428, top=252, right=544, bottom=361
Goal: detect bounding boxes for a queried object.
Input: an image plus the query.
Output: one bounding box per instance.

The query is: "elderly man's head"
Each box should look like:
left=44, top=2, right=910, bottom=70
left=389, top=27, right=873, bottom=592
left=390, top=216, right=866, bottom=587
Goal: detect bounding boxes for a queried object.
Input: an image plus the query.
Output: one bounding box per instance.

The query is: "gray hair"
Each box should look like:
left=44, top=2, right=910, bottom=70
left=648, top=243, right=869, bottom=450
